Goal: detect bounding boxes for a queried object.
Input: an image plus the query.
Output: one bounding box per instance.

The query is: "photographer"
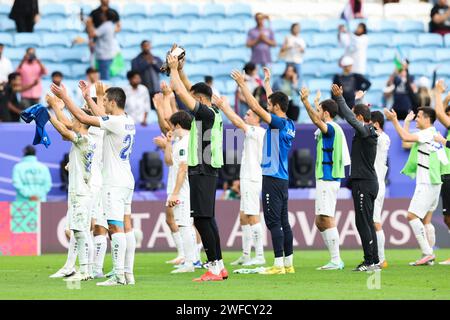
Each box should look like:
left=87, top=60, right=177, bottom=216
left=246, top=13, right=276, bottom=68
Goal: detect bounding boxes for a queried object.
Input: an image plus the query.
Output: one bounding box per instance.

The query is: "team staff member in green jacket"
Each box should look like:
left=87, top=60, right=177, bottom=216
left=167, top=51, right=227, bottom=282
left=12, top=145, right=52, bottom=202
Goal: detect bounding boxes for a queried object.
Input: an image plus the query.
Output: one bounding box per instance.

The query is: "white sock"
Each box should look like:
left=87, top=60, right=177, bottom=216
left=284, top=254, right=293, bottom=267
left=93, top=235, right=107, bottom=274
left=376, top=230, right=386, bottom=263
left=172, top=231, right=184, bottom=258
left=250, top=223, right=264, bottom=258
left=111, top=233, right=126, bottom=276
left=179, top=226, right=195, bottom=267
left=125, top=231, right=136, bottom=274
left=191, top=227, right=201, bottom=262
left=409, top=219, right=433, bottom=256
left=74, top=231, right=89, bottom=274
left=218, top=259, right=224, bottom=270
left=424, top=223, right=436, bottom=248
left=64, top=230, right=77, bottom=270
left=274, top=257, right=284, bottom=268
left=196, top=243, right=203, bottom=261
left=209, top=260, right=220, bottom=275
left=320, top=227, right=341, bottom=264
left=241, top=224, right=252, bottom=257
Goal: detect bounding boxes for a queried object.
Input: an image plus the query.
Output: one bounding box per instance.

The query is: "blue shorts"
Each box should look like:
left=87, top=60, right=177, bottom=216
left=261, top=176, right=289, bottom=229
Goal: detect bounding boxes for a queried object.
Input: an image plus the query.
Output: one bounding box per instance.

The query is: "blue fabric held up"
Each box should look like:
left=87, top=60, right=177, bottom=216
left=20, top=104, right=51, bottom=148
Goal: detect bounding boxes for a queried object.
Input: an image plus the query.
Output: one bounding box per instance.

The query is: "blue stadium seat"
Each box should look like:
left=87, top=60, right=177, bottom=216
left=34, top=20, right=55, bottom=33
left=368, top=33, right=392, bottom=48
left=149, top=4, right=173, bottom=18
left=224, top=80, right=237, bottom=95
left=369, top=20, right=399, bottom=33
left=226, top=4, right=252, bottom=19
left=183, top=63, right=211, bottom=78
left=35, top=48, right=59, bottom=63
left=121, top=20, right=137, bottom=33
left=435, top=48, right=450, bottom=63
left=302, top=64, right=321, bottom=77
left=221, top=48, right=249, bottom=64
left=308, top=79, right=331, bottom=93
left=175, top=4, right=200, bottom=19
left=370, top=63, right=395, bottom=77
left=55, top=20, right=84, bottom=33
left=190, top=19, right=217, bottom=34
left=151, top=34, right=180, bottom=49
left=163, top=20, right=190, bottom=33
left=303, top=48, right=328, bottom=63
left=231, top=34, right=247, bottom=47
left=328, top=48, right=345, bottom=62
left=300, top=20, right=321, bottom=33
left=310, top=34, right=337, bottom=48
left=122, top=3, right=149, bottom=19
left=0, top=4, right=9, bottom=17
left=370, top=77, right=387, bottom=91
left=216, top=19, right=246, bottom=33
left=408, top=63, right=431, bottom=77
left=0, top=19, right=15, bottom=32
left=417, top=34, right=443, bottom=48
left=46, top=63, right=72, bottom=78
left=57, top=48, right=90, bottom=63
left=211, top=63, right=242, bottom=79
left=117, top=33, right=147, bottom=48
left=348, top=19, right=367, bottom=32
left=401, top=20, right=424, bottom=33
left=367, top=48, right=383, bottom=63
left=71, top=64, right=90, bottom=79
left=121, top=48, right=138, bottom=62
left=0, top=33, right=14, bottom=47
left=365, top=91, right=382, bottom=107
left=445, top=34, right=450, bottom=48
left=437, top=64, right=450, bottom=78
left=214, top=80, right=226, bottom=94
left=408, top=49, right=436, bottom=63
left=319, top=62, right=341, bottom=77
left=205, top=34, right=233, bottom=49
left=179, top=34, right=204, bottom=50
left=272, top=20, right=293, bottom=33
left=271, top=62, right=286, bottom=77
left=41, top=33, right=72, bottom=48
left=41, top=3, right=68, bottom=19
left=321, top=19, right=346, bottom=32
left=14, top=33, right=42, bottom=47
left=379, top=48, right=398, bottom=62
left=203, top=3, right=226, bottom=19
left=392, top=34, right=417, bottom=48
left=135, top=19, right=164, bottom=33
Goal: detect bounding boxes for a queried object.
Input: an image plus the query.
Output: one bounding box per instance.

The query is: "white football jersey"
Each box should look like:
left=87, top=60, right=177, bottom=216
left=167, top=135, right=190, bottom=198
left=374, top=131, right=390, bottom=183
left=240, top=125, right=266, bottom=182
left=68, top=132, right=95, bottom=195
left=88, top=126, right=104, bottom=188
left=99, top=114, right=136, bottom=189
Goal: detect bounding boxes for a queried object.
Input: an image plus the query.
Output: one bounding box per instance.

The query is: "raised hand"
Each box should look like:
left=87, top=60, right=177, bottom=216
left=45, top=94, right=57, bottom=108
left=434, top=132, right=447, bottom=145
left=152, top=92, right=164, bottom=109
left=160, top=81, right=172, bottom=96
left=263, top=67, right=271, bottom=83
left=404, top=110, right=415, bottom=122
left=95, top=81, right=106, bottom=97
left=78, top=80, right=91, bottom=99
left=50, top=83, right=68, bottom=100
left=383, top=108, right=398, bottom=121
left=331, top=84, right=343, bottom=97
left=167, top=54, right=178, bottom=70
left=212, top=95, right=230, bottom=110
left=314, top=90, right=321, bottom=103
left=231, top=70, right=246, bottom=86
left=300, top=87, right=309, bottom=102
left=355, top=90, right=366, bottom=101
left=166, top=130, right=174, bottom=142
left=153, top=135, right=167, bottom=149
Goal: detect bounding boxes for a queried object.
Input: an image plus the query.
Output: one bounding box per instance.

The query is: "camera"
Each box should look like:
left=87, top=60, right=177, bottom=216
left=160, top=45, right=186, bottom=76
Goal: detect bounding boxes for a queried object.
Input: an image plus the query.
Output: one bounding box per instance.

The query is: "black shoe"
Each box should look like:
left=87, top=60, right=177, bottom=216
left=352, top=262, right=371, bottom=272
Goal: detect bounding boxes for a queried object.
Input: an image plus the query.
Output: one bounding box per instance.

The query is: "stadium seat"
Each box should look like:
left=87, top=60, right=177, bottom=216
left=216, top=19, right=247, bottom=33
left=367, top=48, right=383, bottom=63
left=321, top=19, right=346, bottom=33
left=226, top=4, right=252, bottom=19
left=221, top=48, right=249, bottom=64
left=55, top=20, right=84, bottom=33
left=122, top=3, right=149, bottom=19
left=370, top=63, right=395, bottom=77
left=231, top=34, right=247, bottom=47
left=121, top=20, right=137, bottom=33
left=41, top=3, right=68, bottom=19
left=34, top=20, right=56, bottom=33
left=0, top=19, right=15, bottom=32
left=435, top=48, right=450, bottom=63
left=149, top=4, right=173, bottom=19
left=401, top=20, right=424, bottom=33
left=368, top=20, right=398, bottom=33
left=408, top=63, right=430, bottom=78
left=35, top=48, right=59, bottom=63
left=192, top=49, right=222, bottom=63
left=57, top=48, right=90, bottom=63
left=212, top=63, right=241, bottom=80
left=40, top=33, right=72, bottom=48
left=175, top=4, right=200, bottom=19
left=417, top=34, right=443, bottom=48
left=163, top=20, right=190, bottom=33
left=71, top=64, right=90, bottom=79
left=183, top=63, right=211, bottom=79
left=271, top=20, right=293, bottom=33
left=436, top=64, right=450, bottom=78
left=379, top=48, right=398, bottom=63
left=308, top=79, right=331, bottom=93
left=327, top=48, right=345, bottom=62
left=179, top=34, right=204, bottom=50
left=408, top=49, right=436, bottom=63
left=14, top=33, right=42, bottom=48
left=45, top=63, right=72, bottom=78
left=370, top=77, right=387, bottom=91
left=445, top=34, right=450, bottom=48
left=0, top=4, right=9, bottom=18
left=392, top=34, right=417, bottom=48
left=318, top=62, right=341, bottom=77
left=190, top=19, right=218, bottom=34
left=214, top=80, right=226, bottom=94
left=135, top=19, right=163, bottom=33
left=300, top=20, right=321, bottom=33
left=121, top=48, right=138, bottom=62
left=151, top=34, right=179, bottom=49
left=303, top=48, right=328, bottom=63
left=368, top=33, right=392, bottom=48
left=117, top=33, right=147, bottom=48
left=302, top=64, right=320, bottom=77
left=365, top=91, right=382, bottom=107
left=202, top=3, right=226, bottom=19
left=348, top=19, right=367, bottom=32
left=224, top=80, right=237, bottom=95
left=205, top=34, right=233, bottom=49
left=272, top=62, right=286, bottom=77
left=0, top=33, right=14, bottom=47
left=310, top=33, right=337, bottom=48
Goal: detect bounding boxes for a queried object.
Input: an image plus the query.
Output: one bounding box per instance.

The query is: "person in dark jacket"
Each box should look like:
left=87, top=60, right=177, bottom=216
left=131, top=40, right=163, bottom=109
left=9, top=0, right=39, bottom=33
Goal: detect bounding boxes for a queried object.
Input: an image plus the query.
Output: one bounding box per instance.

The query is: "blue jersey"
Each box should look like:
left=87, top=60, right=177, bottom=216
left=321, top=123, right=340, bottom=182
left=262, top=114, right=295, bottom=180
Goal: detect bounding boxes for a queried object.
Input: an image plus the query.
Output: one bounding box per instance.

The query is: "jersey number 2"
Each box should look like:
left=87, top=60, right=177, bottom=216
left=120, top=134, right=134, bottom=160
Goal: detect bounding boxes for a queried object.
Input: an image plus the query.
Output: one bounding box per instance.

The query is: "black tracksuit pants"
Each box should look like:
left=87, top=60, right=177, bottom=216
left=351, top=179, right=379, bottom=265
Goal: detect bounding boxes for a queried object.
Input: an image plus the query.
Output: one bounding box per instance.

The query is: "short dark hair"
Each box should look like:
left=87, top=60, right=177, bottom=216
left=290, top=23, right=299, bottom=33
left=105, top=87, right=126, bottom=109
left=86, top=67, right=98, bottom=75
left=353, top=104, right=371, bottom=122
left=357, top=23, right=367, bottom=34
left=169, top=111, right=193, bottom=130
left=126, top=70, right=140, bottom=80
left=320, top=99, right=338, bottom=118
left=445, top=105, right=450, bottom=114
left=268, top=91, right=289, bottom=113
left=418, top=107, right=436, bottom=124
left=8, top=72, right=20, bottom=82
left=204, top=75, right=213, bottom=84
left=190, top=82, right=212, bottom=100
left=370, top=111, right=385, bottom=129
left=243, top=62, right=256, bottom=75
left=23, top=145, right=36, bottom=156
left=51, top=71, right=63, bottom=78
left=141, top=40, right=150, bottom=47
left=0, top=43, right=4, bottom=47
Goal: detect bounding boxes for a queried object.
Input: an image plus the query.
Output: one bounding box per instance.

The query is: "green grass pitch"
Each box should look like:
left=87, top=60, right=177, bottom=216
left=0, top=249, right=449, bottom=300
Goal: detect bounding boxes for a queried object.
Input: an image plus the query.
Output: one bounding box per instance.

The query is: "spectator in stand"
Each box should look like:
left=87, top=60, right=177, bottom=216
left=235, top=62, right=263, bottom=117
left=272, top=65, right=300, bottom=121
left=124, top=70, right=151, bottom=126
left=430, top=0, right=450, bottom=35
left=332, top=56, right=371, bottom=108
left=51, top=71, right=63, bottom=87
left=1, top=72, right=36, bottom=122
left=338, top=23, right=368, bottom=75
left=12, top=145, right=52, bottom=202
left=131, top=40, right=163, bottom=109
left=279, top=23, right=306, bottom=85
left=384, top=66, right=417, bottom=120
left=16, top=48, right=46, bottom=108
left=0, top=43, right=13, bottom=83
left=9, top=0, right=39, bottom=33
left=246, top=13, right=276, bottom=68
left=76, top=67, right=99, bottom=103
left=204, top=75, right=221, bottom=97
left=341, top=0, right=364, bottom=20
left=416, top=76, right=431, bottom=108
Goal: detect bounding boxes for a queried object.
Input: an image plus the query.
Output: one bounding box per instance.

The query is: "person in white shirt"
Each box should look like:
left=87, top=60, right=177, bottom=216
left=213, top=91, right=266, bottom=267
left=279, top=23, right=306, bottom=84
left=46, top=95, right=95, bottom=282
left=52, top=81, right=136, bottom=286
left=154, top=111, right=198, bottom=273
left=0, top=44, right=13, bottom=83
left=385, top=107, right=448, bottom=267
left=338, top=23, right=368, bottom=75
left=124, top=71, right=151, bottom=126
left=370, top=111, right=391, bottom=269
